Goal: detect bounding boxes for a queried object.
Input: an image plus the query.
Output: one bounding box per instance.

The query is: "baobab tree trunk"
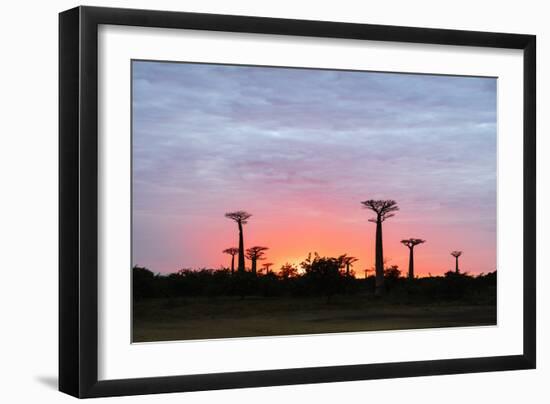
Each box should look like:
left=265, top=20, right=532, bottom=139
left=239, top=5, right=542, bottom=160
left=230, top=255, right=235, bottom=275
left=251, top=258, right=257, bottom=276
left=408, top=247, right=414, bottom=279
left=238, top=221, right=245, bottom=273
left=455, top=256, right=459, bottom=273
left=375, top=217, right=385, bottom=296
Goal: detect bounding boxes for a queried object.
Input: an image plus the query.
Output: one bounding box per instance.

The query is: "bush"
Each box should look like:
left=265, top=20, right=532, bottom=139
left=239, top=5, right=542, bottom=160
left=132, top=265, right=497, bottom=304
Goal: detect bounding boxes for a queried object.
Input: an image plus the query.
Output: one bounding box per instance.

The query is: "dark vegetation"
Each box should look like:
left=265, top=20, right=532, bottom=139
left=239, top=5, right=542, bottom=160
left=133, top=263, right=496, bottom=342
left=133, top=261, right=496, bottom=305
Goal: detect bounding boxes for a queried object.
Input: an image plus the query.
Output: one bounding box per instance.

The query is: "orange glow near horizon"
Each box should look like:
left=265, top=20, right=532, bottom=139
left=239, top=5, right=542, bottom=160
left=161, top=197, right=496, bottom=278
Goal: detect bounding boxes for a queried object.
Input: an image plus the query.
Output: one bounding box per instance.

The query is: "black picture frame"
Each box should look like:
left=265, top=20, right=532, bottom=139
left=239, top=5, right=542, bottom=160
left=59, top=5, right=536, bottom=398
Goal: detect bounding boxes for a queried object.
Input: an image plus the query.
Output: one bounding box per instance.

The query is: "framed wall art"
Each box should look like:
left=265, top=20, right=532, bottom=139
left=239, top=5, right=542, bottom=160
left=59, top=5, right=536, bottom=398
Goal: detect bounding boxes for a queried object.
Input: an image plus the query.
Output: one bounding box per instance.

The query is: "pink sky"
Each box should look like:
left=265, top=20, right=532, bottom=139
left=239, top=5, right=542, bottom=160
left=132, top=61, right=497, bottom=277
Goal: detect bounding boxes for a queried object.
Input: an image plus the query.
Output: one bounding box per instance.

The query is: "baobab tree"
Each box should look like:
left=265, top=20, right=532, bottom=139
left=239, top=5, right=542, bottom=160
left=400, top=238, right=426, bottom=279
left=451, top=251, right=463, bottom=273
left=342, top=256, right=359, bottom=277
left=245, top=246, right=269, bottom=275
left=222, top=247, right=239, bottom=275
left=224, top=211, right=252, bottom=273
left=361, top=199, right=399, bottom=296
left=261, top=262, right=274, bottom=274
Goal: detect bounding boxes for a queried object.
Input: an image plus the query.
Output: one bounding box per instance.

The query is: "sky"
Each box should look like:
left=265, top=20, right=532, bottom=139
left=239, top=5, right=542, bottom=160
left=132, top=60, right=497, bottom=277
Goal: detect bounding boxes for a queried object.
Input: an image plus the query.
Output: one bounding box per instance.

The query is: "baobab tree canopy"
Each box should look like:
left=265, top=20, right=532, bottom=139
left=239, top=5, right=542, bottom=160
left=401, top=239, right=426, bottom=248
left=245, top=246, right=269, bottom=260
left=262, top=262, right=274, bottom=271
left=224, top=211, right=252, bottom=224
left=223, top=247, right=239, bottom=255
left=361, top=199, right=399, bottom=222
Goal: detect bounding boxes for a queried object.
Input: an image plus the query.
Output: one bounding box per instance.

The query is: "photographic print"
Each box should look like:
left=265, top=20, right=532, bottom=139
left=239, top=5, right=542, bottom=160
left=131, top=60, right=497, bottom=343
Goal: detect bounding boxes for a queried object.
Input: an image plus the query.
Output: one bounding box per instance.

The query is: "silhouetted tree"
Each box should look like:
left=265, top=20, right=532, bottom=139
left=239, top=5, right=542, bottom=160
left=361, top=199, right=399, bottom=296
left=222, top=247, right=239, bottom=274
left=383, top=264, right=402, bottom=292
left=279, top=262, right=298, bottom=279
left=384, top=265, right=402, bottom=280
left=132, top=263, right=497, bottom=306
left=225, top=211, right=252, bottom=273
left=451, top=251, right=463, bottom=273
left=342, top=255, right=358, bottom=277
left=301, top=253, right=346, bottom=302
left=400, top=238, right=426, bottom=279
left=261, top=262, right=274, bottom=274
left=132, top=266, right=156, bottom=301
left=245, top=246, right=269, bottom=276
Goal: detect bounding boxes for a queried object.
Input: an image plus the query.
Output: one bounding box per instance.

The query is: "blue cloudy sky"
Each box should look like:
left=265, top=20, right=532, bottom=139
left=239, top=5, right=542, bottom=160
left=132, top=60, right=496, bottom=276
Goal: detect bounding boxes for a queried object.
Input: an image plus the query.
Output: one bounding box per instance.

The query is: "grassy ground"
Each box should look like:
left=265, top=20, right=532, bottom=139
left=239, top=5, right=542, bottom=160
left=132, top=295, right=496, bottom=342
